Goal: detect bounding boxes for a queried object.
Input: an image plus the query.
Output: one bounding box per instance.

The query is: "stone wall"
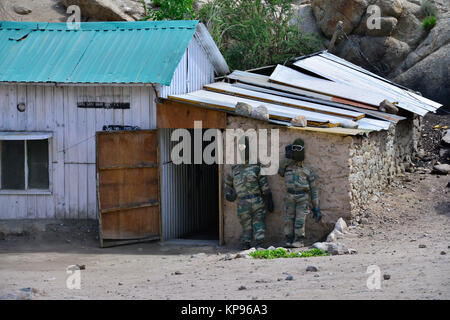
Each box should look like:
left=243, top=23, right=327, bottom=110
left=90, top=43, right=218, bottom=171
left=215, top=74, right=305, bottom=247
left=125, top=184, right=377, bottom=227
left=223, top=116, right=353, bottom=247
left=223, top=114, right=421, bottom=246
left=348, top=115, right=421, bottom=214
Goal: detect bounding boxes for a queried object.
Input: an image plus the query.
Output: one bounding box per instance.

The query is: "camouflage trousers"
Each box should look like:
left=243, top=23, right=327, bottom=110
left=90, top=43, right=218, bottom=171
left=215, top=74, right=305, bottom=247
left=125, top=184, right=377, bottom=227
left=284, top=193, right=310, bottom=242
left=237, top=196, right=266, bottom=245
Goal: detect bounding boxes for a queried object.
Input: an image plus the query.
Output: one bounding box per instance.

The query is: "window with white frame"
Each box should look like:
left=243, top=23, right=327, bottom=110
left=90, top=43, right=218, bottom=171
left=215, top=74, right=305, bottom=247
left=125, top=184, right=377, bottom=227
left=0, top=133, right=52, bottom=192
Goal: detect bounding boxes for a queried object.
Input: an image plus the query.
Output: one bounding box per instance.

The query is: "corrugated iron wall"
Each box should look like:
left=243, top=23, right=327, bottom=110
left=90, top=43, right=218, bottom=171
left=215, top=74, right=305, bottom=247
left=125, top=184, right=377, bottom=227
left=160, top=129, right=219, bottom=240
left=159, top=37, right=215, bottom=98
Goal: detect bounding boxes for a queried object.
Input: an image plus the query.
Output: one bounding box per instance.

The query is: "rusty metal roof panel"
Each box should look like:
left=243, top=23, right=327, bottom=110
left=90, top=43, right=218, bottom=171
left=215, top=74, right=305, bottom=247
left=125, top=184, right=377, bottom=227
left=0, top=20, right=199, bottom=85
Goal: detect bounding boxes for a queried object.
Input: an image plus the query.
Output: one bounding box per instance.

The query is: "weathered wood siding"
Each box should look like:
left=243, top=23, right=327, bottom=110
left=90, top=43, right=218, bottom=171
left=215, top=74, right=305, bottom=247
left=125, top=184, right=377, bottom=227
left=0, top=85, right=156, bottom=220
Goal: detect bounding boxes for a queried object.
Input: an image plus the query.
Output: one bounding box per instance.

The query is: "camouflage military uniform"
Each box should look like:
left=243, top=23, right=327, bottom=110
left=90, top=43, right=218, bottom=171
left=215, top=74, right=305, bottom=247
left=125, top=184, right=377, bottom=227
left=225, top=164, right=270, bottom=246
left=278, top=159, right=319, bottom=242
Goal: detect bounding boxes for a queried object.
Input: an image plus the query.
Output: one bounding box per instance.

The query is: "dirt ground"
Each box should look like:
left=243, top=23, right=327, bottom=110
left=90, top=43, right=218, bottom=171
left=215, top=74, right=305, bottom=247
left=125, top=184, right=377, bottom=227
left=0, top=169, right=449, bottom=300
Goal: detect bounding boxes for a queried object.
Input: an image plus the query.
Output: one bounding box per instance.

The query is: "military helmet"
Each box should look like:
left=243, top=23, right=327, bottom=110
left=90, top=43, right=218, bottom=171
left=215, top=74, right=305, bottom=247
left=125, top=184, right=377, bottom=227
left=291, top=138, right=305, bottom=161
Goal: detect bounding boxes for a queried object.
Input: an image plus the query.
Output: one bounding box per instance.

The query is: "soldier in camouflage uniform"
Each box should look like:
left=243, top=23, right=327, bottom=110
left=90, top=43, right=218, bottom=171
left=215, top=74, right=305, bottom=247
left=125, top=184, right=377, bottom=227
left=278, top=138, right=322, bottom=248
left=225, top=136, right=274, bottom=249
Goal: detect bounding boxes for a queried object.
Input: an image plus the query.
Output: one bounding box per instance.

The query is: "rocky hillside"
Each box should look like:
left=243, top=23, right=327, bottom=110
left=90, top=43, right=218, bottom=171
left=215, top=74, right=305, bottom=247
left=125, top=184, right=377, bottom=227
left=0, top=0, right=448, bottom=105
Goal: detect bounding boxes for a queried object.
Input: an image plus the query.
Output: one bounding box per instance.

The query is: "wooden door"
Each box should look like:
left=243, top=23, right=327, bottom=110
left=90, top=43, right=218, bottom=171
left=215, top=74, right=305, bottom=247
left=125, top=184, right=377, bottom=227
left=96, top=130, right=160, bottom=247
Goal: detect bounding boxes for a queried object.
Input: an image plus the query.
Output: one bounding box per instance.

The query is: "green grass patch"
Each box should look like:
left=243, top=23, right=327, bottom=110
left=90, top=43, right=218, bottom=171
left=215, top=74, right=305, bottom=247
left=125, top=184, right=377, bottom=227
left=422, top=16, right=437, bottom=31
left=249, top=248, right=328, bottom=259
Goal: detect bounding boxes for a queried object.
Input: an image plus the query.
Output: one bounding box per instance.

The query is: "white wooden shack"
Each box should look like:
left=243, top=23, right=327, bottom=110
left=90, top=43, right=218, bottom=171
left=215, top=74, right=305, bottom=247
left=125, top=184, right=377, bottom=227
left=0, top=20, right=228, bottom=243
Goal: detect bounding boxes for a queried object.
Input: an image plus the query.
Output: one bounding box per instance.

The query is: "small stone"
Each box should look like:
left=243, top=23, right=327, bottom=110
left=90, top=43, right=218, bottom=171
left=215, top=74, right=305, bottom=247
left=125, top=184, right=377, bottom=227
left=314, top=274, right=320, bottom=278
left=418, top=244, right=426, bottom=248
left=235, top=102, right=252, bottom=117
left=76, top=264, right=86, bottom=270
left=285, top=275, right=294, bottom=281
left=238, top=285, right=246, bottom=290
left=267, top=246, right=276, bottom=251
left=306, top=265, right=318, bottom=272
left=378, top=99, right=399, bottom=114
left=251, top=105, right=269, bottom=121
left=291, top=115, right=307, bottom=127
left=432, top=164, right=450, bottom=175
left=225, top=254, right=233, bottom=260
left=13, top=5, right=32, bottom=15
left=327, top=242, right=349, bottom=255
left=441, top=251, right=446, bottom=255
left=118, top=282, right=123, bottom=286
left=174, top=271, right=183, bottom=275
left=383, top=274, right=391, bottom=280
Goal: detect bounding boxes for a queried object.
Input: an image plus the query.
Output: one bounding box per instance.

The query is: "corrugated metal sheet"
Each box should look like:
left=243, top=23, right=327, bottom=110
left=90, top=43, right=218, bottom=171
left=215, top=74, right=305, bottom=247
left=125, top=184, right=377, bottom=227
left=159, top=36, right=216, bottom=98
left=0, top=21, right=198, bottom=85
left=160, top=128, right=218, bottom=240
left=169, top=89, right=393, bottom=130
left=293, top=52, right=442, bottom=115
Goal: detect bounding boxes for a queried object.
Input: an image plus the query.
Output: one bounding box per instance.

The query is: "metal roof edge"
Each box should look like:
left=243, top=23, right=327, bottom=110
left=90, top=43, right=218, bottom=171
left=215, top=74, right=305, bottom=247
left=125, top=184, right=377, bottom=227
left=194, top=23, right=230, bottom=75
left=0, top=20, right=199, bottom=31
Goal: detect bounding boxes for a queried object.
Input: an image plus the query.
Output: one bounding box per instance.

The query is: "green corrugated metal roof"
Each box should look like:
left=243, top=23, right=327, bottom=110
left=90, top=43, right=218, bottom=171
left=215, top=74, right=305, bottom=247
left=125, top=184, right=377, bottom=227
left=0, top=20, right=199, bottom=85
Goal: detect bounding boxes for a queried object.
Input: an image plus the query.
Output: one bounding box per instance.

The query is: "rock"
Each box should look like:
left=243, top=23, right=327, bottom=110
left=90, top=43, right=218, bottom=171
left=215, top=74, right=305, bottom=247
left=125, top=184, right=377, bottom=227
left=418, top=244, right=426, bottom=248
left=311, top=0, right=369, bottom=38
left=335, top=217, right=348, bottom=233
left=383, top=274, right=391, bottom=280
left=306, top=265, right=319, bottom=272
left=327, top=242, right=350, bottom=255
left=251, top=105, right=269, bottom=121
left=62, top=0, right=135, bottom=21
left=391, top=12, right=425, bottom=48
left=291, top=4, right=326, bottom=43
left=326, top=231, right=337, bottom=242
left=285, top=275, right=294, bottom=281
left=291, top=115, right=308, bottom=127
left=235, top=102, right=253, bottom=117
left=267, top=246, right=276, bottom=251
left=312, top=242, right=328, bottom=251
left=371, top=0, right=403, bottom=18
left=441, top=251, right=446, bottom=255
left=238, top=285, right=247, bottom=290
left=393, top=43, right=450, bottom=105
left=355, top=15, right=398, bottom=37
left=442, top=130, right=450, bottom=147
left=433, top=164, right=450, bottom=175
left=378, top=99, right=399, bottom=114
left=13, top=6, right=32, bottom=15
left=174, top=271, right=183, bottom=275
left=361, top=218, right=370, bottom=225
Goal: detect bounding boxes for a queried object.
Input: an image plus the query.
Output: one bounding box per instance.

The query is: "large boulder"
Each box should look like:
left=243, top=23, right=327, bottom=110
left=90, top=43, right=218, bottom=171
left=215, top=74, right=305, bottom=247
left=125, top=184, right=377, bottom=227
left=311, top=0, right=368, bottom=38
left=391, top=14, right=450, bottom=77
left=391, top=12, right=426, bottom=49
left=291, top=4, right=326, bottom=41
left=393, top=43, right=450, bottom=105
left=369, top=0, right=403, bottom=18
left=62, top=0, right=142, bottom=21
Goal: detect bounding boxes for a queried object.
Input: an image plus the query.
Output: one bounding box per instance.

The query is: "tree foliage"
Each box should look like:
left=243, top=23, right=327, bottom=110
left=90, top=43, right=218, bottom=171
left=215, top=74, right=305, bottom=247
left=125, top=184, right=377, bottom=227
left=198, top=0, right=322, bottom=71
left=142, top=0, right=196, bottom=21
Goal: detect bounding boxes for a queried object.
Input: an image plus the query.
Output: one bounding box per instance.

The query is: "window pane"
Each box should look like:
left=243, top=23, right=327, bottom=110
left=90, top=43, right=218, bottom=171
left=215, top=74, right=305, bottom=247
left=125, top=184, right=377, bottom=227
left=27, top=140, right=49, bottom=189
left=1, top=140, right=25, bottom=189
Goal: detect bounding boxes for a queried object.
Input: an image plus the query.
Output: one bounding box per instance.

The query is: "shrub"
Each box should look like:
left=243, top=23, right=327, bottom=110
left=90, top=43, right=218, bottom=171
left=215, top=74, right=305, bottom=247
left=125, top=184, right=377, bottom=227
left=420, top=0, right=438, bottom=18
left=249, top=248, right=328, bottom=259
left=198, top=0, right=322, bottom=71
left=422, top=15, right=437, bottom=31
left=141, top=0, right=196, bottom=20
